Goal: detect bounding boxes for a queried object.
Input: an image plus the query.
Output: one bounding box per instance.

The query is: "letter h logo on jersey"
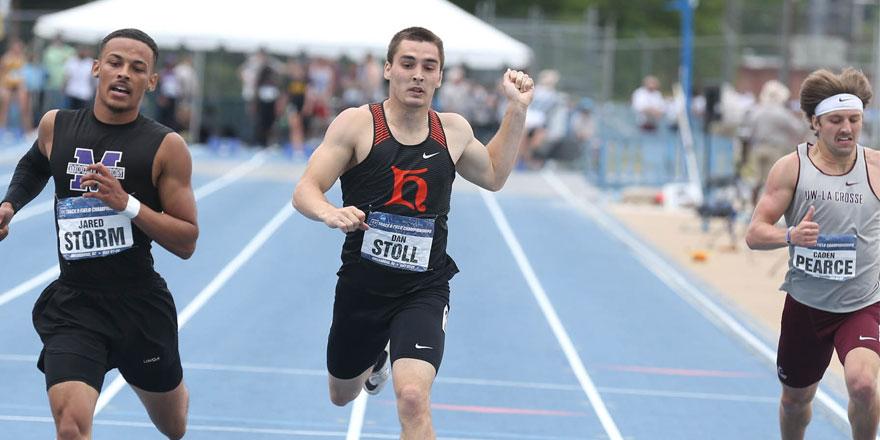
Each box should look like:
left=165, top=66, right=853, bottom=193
left=385, top=166, right=428, bottom=212
left=67, top=148, right=126, bottom=192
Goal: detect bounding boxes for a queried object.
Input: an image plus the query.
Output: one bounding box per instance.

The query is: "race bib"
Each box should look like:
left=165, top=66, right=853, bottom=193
left=361, top=212, right=434, bottom=272
left=793, top=234, right=857, bottom=281
left=56, top=197, right=134, bottom=261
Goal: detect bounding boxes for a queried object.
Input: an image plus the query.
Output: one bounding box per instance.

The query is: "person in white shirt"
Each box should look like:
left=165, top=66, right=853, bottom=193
left=631, top=75, right=666, bottom=132
left=62, top=46, right=95, bottom=110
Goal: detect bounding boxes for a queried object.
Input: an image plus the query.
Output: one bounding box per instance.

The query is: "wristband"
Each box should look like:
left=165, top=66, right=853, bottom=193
left=121, top=195, right=141, bottom=219
left=785, top=226, right=794, bottom=246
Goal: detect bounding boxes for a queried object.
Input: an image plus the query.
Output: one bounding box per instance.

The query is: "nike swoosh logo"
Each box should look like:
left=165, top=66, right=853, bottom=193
left=414, top=343, right=433, bottom=350
left=422, top=152, right=440, bottom=159
left=777, top=366, right=788, bottom=380
left=840, top=97, right=855, bottom=102
left=859, top=336, right=878, bottom=341
left=846, top=181, right=859, bottom=186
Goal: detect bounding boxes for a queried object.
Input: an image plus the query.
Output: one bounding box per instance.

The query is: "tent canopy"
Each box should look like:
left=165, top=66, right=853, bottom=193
left=34, top=0, right=532, bottom=69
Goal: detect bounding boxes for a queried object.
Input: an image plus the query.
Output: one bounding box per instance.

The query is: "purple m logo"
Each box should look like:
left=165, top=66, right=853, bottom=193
left=67, top=148, right=126, bottom=192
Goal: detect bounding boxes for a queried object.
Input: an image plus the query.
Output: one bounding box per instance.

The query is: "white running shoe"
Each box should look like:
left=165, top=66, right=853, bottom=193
left=363, top=345, right=391, bottom=395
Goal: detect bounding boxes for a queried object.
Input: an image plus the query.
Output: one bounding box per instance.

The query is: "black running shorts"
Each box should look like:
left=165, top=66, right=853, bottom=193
left=327, top=277, right=450, bottom=379
left=32, top=277, right=183, bottom=392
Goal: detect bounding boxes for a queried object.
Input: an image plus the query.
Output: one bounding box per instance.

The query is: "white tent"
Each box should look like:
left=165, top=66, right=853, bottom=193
left=34, top=0, right=532, bottom=69
left=35, top=0, right=531, bottom=141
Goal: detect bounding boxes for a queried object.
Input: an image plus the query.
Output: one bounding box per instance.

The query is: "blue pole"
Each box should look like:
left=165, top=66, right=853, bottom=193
left=680, top=0, right=693, bottom=120
left=669, top=0, right=704, bottom=183
left=668, top=0, right=695, bottom=123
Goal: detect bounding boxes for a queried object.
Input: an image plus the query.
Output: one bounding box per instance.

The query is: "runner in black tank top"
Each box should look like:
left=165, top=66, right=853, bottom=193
left=0, top=29, right=196, bottom=439
left=338, top=102, right=459, bottom=296
left=49, top=108, right=171, bottom=285
left=293, top=27, right=535, bottom=438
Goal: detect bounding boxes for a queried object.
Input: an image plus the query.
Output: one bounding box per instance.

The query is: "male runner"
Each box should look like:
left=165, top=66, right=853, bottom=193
left=293, top=26, right=533, bottom=438
left=746, top=67, right=880, bottom=440
left=0, top=28, right=197, bottom=440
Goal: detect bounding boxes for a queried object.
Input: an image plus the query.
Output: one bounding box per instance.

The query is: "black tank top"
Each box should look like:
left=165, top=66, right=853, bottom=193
left=338, top=102, right=459, bottom=296
left=49, top=109, right=172, bottom=285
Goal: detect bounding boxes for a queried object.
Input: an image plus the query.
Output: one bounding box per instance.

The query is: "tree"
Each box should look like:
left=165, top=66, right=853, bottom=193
left=451, top=0, right=726, bottom=37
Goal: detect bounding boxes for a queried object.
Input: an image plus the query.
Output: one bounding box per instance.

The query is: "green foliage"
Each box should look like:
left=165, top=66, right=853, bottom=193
left=452, top=0, right=595, bottom=19
left=452, top=0, right=733, bottom=37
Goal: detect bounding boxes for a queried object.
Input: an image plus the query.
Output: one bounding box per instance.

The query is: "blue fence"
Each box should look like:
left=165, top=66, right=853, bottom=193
left=584, top=103, right=736, bottom=190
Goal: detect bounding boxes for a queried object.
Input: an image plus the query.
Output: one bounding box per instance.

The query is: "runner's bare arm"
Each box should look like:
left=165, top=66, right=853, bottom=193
left=454, top=69, right=533, bottom=191
left=864, top=149, right=880, bottom=197
left=746, top=153, right=801, bottom=250
left=0, top=111, right=57, bottom=241
left=293, top=107, right=371, bottom=233
left=82, top=132, right=198, bottom=259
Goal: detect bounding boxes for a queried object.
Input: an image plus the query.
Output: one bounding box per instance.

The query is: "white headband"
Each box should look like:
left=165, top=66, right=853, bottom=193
left=815, top=93, right=863, bottom=117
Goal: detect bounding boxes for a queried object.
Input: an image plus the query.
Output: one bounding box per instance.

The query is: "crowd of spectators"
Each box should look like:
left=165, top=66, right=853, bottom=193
left=233, top=49, right=594, bottom=167
left=0, top=36, right=594, bottom=168
left=0, top=35, right=199, bottom=140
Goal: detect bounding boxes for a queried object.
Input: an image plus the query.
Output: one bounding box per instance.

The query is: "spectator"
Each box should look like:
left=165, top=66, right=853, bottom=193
left=631, top=75, right=666, bottom=132
left=532, top=96, right=594, bottom=166
left=62, top=46, right=95, bottom=110
left=571, top=97, right=596, bottom=145
left=282, top=57, right=309, bottom=156
left=358, top=53, right=383, bottom=103
left=174, top=53, right=198, bottom=136
left=470, top=82, right=497, bottom=143
left=438, top=66, right=470, bottom=116
left=305, top=56, right=335, bottom=137
left=41, top=34, right=75, bottom=111
left=339, top=61, right=364, bottom=109
left=157, top=57, right=180, bottom=131
left=520, top=69, right=564, bottom=169
left=741, top=79, right=807, bottom=204
left=0, top=40, right=32, bottom=133
left=239, top=48, right=282, bottom=144
left=238, top=48, right=266, bottom=106
left=22, top=49, right=46, bottom=131
left=254, top=64, right=281, bottom=147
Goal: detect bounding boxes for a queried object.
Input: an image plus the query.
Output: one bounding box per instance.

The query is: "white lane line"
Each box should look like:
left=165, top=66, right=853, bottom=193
left=346, top=392, right=368, bottom=440
left=0, top=414, right=511, bottom=439
left=183, top=362, right=325, bottom=377
left=479, top=189, right=624, bottom=440
left=0, top=151, right=268, bottom=308
left=193, top=151, right=267, bottom=199
left=93, top=203, right=294, bottom=415
left=0, top=266, right=58, bottom=307
left=541, top=170, right=857, bottom=431
left=1, top=415, right=521, bottom=439
left=0, top=415, right=369, bottom=438
left=176, top=205, right=293, bottom=328
left=0, top=415, right=54, bottom=424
